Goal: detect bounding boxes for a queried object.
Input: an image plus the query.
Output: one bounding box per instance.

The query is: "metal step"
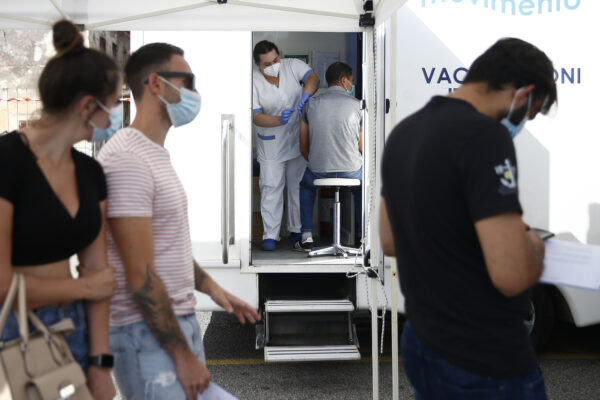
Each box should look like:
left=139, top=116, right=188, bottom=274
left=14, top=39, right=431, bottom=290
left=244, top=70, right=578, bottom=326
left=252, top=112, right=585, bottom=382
left=264, top=345, right=360, bottom=362
left=265, top=299, right=354, bottom=313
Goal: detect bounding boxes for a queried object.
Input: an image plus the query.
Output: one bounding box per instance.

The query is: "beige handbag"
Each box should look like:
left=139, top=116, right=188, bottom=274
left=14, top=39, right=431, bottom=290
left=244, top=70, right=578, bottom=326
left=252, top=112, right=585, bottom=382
left=0, top=273, right=93, bottom=400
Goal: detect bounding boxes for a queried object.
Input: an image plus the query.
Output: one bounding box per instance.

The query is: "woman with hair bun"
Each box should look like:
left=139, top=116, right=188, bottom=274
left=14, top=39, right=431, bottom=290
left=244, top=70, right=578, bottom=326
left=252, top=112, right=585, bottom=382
left=0, top=20, right=121, bottom=399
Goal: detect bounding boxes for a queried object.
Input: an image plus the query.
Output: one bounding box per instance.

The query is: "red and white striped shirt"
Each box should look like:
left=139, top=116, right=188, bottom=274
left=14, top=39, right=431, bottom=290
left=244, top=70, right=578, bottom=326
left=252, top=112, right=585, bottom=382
left=98, top=128, right=196, bottom=327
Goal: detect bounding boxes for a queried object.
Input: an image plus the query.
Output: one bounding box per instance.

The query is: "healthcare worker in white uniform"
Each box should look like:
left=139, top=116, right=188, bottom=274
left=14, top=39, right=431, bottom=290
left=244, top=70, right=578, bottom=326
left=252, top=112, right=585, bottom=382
left=252, top=40, right=320, bottom=251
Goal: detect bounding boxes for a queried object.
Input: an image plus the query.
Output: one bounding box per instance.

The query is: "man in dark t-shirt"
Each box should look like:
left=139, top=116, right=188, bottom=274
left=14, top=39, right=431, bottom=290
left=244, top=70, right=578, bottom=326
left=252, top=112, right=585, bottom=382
left=380, top=38, right=557, bottom=399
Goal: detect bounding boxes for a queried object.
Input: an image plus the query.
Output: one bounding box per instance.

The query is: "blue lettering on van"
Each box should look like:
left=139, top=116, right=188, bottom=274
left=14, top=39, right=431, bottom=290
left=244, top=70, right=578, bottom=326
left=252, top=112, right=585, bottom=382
left=423, top=67, right=581, bottom=85
left=420, top=0, right=581, bottom=15
left=553, top=68, right=581, bottom=84
left=421, top=67, right=468, bottom=85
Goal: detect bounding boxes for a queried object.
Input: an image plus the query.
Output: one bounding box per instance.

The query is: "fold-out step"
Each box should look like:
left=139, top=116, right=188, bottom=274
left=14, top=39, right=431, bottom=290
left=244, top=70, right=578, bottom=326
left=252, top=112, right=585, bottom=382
left=264, top=345, right=360, bottom=362
left=265, top=299, right=354, bottom=313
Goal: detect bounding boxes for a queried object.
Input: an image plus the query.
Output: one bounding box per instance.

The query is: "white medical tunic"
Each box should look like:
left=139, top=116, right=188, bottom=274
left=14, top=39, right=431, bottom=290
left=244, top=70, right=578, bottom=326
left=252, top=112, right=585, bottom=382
left=252, top=58, right=313, bottom=163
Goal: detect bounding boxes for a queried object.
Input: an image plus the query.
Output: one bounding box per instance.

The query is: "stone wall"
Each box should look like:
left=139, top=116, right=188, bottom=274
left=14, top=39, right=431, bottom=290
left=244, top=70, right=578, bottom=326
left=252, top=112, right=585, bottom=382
left=0, top=29, right=129, bottom=134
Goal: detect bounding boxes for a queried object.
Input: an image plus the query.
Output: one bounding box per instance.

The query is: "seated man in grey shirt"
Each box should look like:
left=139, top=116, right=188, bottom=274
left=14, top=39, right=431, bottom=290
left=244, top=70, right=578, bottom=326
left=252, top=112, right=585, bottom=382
left=295, top=62, right=363, bottom=251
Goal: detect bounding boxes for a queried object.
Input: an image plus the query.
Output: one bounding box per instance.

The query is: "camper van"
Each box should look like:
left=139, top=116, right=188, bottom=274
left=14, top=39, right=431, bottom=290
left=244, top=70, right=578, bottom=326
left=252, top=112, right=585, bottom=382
left=2, top=0, right=600, bottom=377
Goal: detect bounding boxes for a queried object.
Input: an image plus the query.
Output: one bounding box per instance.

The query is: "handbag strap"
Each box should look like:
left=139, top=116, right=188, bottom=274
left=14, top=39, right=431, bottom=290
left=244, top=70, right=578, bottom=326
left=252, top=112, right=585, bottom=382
left=16, top=273, right=29, bottom=345
left=1, top=273, right=70, bottom=347
left=27, top=310, right=53, bottom=338
left=0, top=273, right=20, bottom=335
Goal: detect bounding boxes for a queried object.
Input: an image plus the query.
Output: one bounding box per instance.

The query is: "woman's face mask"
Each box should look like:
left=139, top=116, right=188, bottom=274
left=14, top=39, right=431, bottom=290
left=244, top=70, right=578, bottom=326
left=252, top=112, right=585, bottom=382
left=158, top=76, right=202, bottom=127
left=89, top=99, right=123, bottom=142
left=263, top=62, right=281, bottom=78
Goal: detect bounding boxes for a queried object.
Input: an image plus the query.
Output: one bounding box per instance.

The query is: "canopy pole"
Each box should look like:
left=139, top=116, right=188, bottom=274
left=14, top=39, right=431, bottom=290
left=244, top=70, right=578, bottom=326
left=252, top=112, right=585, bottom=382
left=0, top=14, right=52, bottom=28
left=49, top=0, right=69, bottom=20
left=363, top=23, right=380, bottom=400
left=370, top=276, right=379, bottom=400
left=390, top=13, right=400, bottom=398
left=391, top=258, right=399, bottom=400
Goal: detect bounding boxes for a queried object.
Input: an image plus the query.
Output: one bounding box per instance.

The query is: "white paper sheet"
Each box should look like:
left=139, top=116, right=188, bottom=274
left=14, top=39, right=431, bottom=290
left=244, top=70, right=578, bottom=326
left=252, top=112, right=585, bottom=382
left=197, top=383, right=238, bottom=400
left=539, top=239, right=600, bottom=290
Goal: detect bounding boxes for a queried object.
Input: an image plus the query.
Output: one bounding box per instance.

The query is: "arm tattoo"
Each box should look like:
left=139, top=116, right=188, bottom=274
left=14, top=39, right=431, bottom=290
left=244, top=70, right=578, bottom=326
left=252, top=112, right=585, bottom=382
left=193, top=261, right=209, bottom=291
left=132, top=265, right=189, bottom=356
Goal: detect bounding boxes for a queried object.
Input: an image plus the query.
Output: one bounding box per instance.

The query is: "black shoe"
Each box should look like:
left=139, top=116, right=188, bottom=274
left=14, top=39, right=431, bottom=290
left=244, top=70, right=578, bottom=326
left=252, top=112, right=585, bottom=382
left=293, top=237, right=314, bottom=252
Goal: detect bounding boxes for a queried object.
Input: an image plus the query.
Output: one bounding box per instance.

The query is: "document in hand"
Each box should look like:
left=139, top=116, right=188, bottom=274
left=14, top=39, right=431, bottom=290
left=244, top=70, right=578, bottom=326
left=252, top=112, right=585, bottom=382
left=539, top=239, right=600, bottom=290
left=197, top=383, right=239, bottom=400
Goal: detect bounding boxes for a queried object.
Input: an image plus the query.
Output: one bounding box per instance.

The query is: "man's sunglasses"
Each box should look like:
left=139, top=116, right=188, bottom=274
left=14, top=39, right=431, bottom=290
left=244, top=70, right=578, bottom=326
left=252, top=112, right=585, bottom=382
left=144, top=71, right=195, bottom=90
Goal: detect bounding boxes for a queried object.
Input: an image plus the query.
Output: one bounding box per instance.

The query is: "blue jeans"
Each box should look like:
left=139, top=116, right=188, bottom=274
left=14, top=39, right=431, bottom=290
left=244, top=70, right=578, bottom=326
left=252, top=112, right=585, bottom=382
left=401, top=321, right=547, bottom=400
left=300, top=167, right=362, bottom=237
left=0, top=301, right=89, bottom=371
left=110, top=313, right=206, bottom=400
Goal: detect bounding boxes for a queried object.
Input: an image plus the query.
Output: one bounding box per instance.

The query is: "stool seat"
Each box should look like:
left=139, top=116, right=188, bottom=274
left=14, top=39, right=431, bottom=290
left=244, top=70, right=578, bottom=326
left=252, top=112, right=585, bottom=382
left=313, top=178, right=360, bottom=187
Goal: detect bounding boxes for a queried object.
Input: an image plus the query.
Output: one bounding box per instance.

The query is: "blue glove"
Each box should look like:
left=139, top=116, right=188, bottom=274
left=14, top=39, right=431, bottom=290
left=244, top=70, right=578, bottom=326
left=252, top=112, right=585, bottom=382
left=297, top=93, right=311, bottom=118
left=280, top=108, right=294, bottom=125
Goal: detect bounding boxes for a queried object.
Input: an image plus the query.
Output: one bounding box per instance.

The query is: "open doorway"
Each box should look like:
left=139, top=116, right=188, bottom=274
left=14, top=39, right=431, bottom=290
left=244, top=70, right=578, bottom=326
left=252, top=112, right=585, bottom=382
left=250, top=31, right=364, bottom=268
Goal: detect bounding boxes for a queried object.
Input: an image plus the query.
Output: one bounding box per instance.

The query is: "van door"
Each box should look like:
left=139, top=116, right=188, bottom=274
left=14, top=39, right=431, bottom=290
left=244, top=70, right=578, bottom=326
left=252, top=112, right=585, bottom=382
left=130, top=31, right=255, bottom=309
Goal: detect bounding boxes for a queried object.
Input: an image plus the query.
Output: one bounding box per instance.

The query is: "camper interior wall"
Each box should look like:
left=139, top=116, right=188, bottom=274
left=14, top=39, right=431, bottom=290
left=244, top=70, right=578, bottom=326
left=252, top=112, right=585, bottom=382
left=252, top=32, right=350, bottom=91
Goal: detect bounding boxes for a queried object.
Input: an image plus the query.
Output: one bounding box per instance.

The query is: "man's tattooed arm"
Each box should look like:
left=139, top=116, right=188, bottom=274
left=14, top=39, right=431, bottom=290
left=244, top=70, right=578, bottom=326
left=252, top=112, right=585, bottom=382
left=132, top=265, right=190, bottom=357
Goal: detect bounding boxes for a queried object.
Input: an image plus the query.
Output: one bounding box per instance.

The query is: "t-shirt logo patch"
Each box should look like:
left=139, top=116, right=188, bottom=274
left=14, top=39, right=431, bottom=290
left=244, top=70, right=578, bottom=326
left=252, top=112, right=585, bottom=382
left=495, top=158, right=517, bottom=195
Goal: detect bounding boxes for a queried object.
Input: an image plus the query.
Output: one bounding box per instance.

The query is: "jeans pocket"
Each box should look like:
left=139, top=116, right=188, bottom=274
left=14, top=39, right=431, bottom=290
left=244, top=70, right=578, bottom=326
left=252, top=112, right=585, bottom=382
left=520, top=369, right=548, bottom=400
left=0, top=309, right=19, bottom=341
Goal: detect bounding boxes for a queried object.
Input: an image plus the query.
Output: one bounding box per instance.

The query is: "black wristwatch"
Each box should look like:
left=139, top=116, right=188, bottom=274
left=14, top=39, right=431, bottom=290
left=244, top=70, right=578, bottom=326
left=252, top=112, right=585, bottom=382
left=88, top=354, right=114, bottom=369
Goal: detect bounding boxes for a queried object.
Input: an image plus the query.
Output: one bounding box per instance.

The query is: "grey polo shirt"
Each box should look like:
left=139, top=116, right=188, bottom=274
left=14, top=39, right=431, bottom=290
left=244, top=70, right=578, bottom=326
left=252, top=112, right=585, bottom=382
left=303, top=86, right=362, bottom=173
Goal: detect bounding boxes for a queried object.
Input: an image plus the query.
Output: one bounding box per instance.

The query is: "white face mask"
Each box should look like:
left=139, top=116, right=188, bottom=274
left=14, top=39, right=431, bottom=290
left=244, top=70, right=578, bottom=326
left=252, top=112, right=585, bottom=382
left=263, top=62, right=280, bottom=78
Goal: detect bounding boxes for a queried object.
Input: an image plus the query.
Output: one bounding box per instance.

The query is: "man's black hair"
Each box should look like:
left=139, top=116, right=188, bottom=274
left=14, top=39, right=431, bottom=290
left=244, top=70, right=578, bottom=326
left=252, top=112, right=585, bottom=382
left=253, top=40, right=280, bottom=65
left=125, top=42, right=184, bottom=101
left=464, top=38, right=557, bottom=113
left=325, top=62, right=353, bottom=86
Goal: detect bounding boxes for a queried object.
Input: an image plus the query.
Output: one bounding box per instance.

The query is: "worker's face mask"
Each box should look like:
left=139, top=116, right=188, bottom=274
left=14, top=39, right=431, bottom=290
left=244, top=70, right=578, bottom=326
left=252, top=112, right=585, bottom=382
left=501, top=88, right=533, bottom=139
left=89, top=100, right=123, bottom=142
left=158, top=76, right=202, bottom=127
left=263, top=62, right=280, bottom=78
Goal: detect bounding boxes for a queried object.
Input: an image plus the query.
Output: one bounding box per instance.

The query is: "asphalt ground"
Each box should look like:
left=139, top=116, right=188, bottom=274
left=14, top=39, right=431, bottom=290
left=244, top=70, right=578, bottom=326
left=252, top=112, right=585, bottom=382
left=198, top=312, right=600, bottom=400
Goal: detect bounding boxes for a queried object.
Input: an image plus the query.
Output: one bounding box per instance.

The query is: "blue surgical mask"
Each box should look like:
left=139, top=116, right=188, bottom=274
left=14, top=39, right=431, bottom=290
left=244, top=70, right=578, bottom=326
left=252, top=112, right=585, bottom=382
left=158, top=76, right=202, bottom=127
left=90, top=100, right=123, bottom=142
left=501, top=88, right=533, bottom=139
left=347, top=84, right=355, bottom=96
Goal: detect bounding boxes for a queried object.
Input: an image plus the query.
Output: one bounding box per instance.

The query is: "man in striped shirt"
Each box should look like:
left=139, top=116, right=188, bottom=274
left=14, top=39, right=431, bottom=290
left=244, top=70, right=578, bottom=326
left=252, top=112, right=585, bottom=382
left=98, top=42, right=260, bottom=400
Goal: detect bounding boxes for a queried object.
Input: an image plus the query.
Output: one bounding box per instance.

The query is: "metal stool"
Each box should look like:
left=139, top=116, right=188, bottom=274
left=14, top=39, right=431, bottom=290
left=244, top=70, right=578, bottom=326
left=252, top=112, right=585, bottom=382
left=309, top=178, right=361, bottom=258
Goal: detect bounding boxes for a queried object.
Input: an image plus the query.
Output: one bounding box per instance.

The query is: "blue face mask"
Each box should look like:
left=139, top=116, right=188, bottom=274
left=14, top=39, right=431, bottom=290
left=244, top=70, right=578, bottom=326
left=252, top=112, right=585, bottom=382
left=501, top=89, right=533, bottom=139
left=158, top=77, right=202, bottom=127
left=90, top=100, right=123, bottom=142
left=347, top=84, right=355, bottom=96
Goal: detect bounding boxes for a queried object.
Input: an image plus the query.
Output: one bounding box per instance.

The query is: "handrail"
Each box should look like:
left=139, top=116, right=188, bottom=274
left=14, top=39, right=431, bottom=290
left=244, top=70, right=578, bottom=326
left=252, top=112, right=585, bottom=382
left=221, top=117, right=230, bottom=264
left=221, top=115, right=236, bottom=264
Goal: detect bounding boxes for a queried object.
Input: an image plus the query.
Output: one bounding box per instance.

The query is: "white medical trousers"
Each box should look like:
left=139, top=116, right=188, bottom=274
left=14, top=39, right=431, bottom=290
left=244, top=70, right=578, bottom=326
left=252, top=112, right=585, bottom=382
left=259, top=155, right=307, bottom=240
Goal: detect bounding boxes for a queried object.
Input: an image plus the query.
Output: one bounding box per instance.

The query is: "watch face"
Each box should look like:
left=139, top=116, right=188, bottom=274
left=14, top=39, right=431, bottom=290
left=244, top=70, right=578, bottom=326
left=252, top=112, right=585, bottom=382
left=102, top=354, right=115, bottom=367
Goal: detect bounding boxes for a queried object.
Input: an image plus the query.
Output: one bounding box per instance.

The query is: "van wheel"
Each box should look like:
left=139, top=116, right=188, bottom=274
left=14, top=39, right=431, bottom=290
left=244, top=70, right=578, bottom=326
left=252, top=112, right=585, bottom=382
left=526, top=284, right=554, bottom=353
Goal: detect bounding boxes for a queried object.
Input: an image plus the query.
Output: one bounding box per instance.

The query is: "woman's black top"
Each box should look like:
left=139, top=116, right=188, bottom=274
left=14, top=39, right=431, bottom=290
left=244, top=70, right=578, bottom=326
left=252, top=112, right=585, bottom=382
left=0, top=131, right=107, bottom=266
